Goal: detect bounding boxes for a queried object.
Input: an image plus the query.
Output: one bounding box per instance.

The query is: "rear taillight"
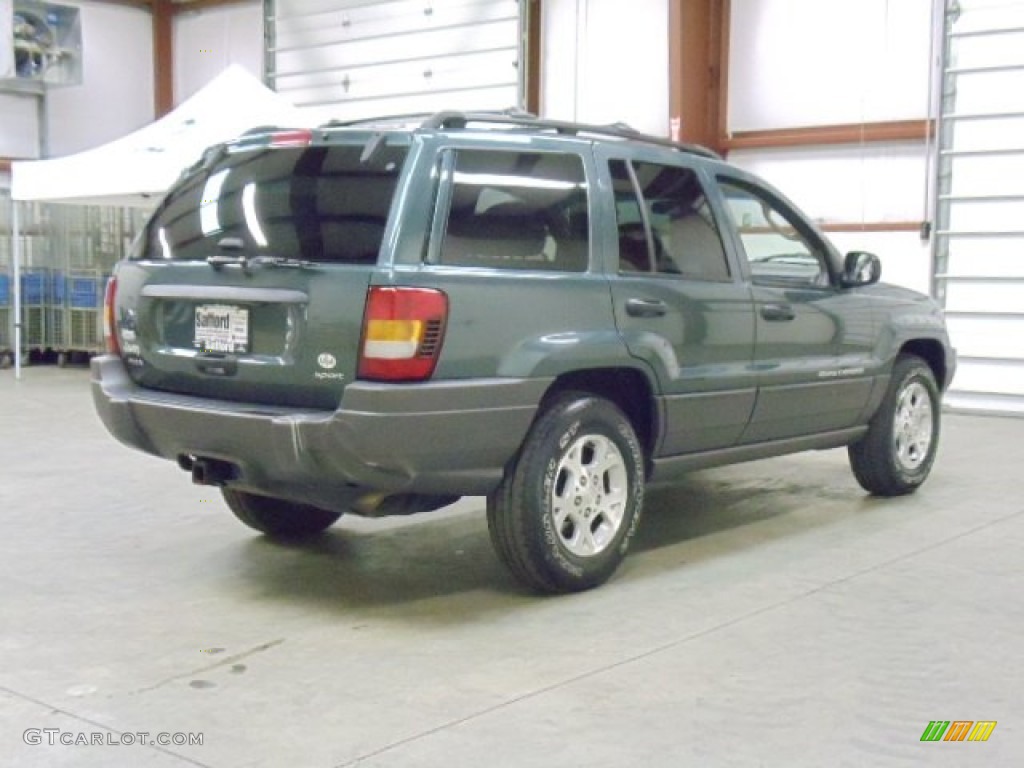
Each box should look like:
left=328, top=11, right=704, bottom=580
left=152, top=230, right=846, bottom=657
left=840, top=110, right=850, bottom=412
left=358, top=287, right=448, bottom=381
left=269, top=129, right=313, bottom=148
left=103, top=276, right=120, bottom=356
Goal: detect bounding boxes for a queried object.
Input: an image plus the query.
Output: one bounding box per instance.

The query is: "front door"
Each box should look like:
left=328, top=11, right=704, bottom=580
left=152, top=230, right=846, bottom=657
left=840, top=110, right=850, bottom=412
left=714, top=176, right=877, bottom=443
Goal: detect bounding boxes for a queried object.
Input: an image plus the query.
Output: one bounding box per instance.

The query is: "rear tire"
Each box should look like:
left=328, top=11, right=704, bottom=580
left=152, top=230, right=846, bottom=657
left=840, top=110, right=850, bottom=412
left=848, top=355, right=940, bottom=496
left=487, top=392, right=645, bottom=594
left=221, top=489, right=342, bottom=538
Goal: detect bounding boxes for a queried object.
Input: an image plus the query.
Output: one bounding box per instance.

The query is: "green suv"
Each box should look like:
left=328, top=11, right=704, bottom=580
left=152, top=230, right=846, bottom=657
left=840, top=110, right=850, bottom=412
left=92, top=111, right=955, bottom=593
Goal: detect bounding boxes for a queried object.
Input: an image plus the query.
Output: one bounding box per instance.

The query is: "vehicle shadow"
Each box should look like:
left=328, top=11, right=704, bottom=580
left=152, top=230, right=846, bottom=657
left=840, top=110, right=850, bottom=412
left=227, top=461, right=879, bottom=621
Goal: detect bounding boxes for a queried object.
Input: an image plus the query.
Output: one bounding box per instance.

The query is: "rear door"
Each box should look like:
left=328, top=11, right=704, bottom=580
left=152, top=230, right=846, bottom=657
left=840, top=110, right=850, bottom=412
left=598, top=147, right=757, bottom=455
left=713, top=175, right=878, bottom=442
left=116, top=134, right=410, bottom=409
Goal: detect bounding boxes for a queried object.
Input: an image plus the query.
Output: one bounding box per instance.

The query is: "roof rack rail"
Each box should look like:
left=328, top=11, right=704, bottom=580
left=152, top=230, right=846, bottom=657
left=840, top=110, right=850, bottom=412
left=323, top=112, right=437, bottom=128
left=419, top=110, right=720, bottom=159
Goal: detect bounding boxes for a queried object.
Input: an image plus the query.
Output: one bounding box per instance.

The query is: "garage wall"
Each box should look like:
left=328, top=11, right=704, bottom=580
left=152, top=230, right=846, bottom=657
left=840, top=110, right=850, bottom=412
left=540, top=0, right=669, bottom=136
left=0, top=0, right=155, bottom=159
left=725, top=0, right=935, bottom=295
left=173, top=0, right=264, bottom=104
left=728, top=0, right=931, bottom=130
left=267, top=0, right=522, bottom=125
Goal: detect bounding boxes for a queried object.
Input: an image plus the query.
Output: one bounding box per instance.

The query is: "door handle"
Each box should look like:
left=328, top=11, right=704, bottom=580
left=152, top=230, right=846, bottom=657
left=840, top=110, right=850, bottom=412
left=760, top=303, right=795, bottom=322
left=625, top=298, right=668, bottom=318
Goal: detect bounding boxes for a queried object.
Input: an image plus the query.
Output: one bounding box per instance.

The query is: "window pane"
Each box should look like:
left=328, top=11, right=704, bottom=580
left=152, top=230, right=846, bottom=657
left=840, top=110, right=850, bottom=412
left=144, top=144, right=408, bottom=264
left=610, top=159, right=651, bottom=272
left=439, top=150, right=589, bottom=271
left=632, top=162, right=731, bottom=280
left=718, top=180, right=825, bottom=284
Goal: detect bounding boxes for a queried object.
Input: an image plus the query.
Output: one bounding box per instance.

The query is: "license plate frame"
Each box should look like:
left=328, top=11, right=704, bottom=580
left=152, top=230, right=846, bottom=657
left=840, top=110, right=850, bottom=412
left=194, top=304, right=250, bottom=354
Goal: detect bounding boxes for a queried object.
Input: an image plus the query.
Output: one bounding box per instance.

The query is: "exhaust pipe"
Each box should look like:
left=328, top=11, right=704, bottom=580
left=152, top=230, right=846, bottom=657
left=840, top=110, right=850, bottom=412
left=178, top=454, right=237, bottom=486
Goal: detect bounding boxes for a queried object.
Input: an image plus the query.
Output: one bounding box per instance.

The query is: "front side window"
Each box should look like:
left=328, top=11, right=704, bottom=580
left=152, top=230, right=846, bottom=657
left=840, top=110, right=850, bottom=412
left=610, top=159, right=730, bottom=281
left=718, top=179, right=828, bottom=286
left=143, top=143, right=409, bottom=264
left=438, top=150, right=589, bottom=272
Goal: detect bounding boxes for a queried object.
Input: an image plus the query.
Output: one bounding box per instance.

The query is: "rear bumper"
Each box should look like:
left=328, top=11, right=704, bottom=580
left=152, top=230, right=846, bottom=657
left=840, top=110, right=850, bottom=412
left=91, top=355, right=548, bottom=510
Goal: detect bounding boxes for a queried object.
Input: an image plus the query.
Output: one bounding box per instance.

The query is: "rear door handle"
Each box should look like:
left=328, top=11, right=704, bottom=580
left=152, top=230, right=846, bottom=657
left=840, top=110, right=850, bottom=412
left=625, top=298, right=668, bottom=318
left=760, top=303, right=795, bottom=322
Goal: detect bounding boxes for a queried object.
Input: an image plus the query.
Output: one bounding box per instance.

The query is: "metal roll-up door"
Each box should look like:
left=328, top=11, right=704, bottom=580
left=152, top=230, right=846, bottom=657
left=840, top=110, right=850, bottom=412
left=264, top=0, right=526, bottom=122
left=935, top=0, right=1024, bottom=415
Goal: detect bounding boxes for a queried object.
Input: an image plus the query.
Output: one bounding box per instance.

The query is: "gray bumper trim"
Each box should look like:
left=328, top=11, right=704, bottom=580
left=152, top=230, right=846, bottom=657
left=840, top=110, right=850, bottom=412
left=91, top=356, right=549, bottom=508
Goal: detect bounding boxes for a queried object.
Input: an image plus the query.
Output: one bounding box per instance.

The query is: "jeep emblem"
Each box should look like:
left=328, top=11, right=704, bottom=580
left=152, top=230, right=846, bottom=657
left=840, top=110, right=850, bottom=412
left=317, top=353, right=337, bottom=370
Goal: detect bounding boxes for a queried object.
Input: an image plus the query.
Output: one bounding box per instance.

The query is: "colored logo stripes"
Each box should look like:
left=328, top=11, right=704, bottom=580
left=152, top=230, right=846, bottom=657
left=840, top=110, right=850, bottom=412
left=921, top=721, right=997, bottom=742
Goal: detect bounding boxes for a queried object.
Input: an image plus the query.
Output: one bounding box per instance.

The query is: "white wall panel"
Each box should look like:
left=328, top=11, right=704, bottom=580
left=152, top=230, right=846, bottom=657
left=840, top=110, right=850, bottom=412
left=727, top=144, right=928, bottom=225
left=45, top=1, right=155, bottom=156
left=0, top=94, right=40, bottom=158
left=0, top=0, right=13, bottom=79
left=174, top=1, right=263, bottom=104
left=541, top=0, right=668, bottom=135
left=728, top=0, right=932, bottom=131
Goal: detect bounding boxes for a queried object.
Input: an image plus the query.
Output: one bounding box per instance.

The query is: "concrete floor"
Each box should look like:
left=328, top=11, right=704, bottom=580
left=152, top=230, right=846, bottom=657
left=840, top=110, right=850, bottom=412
left=0, top=367, right=1021, bottom=767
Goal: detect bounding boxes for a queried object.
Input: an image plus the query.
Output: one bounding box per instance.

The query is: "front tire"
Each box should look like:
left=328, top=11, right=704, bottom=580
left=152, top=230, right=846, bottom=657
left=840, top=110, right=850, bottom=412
left=848, top=355, right=941, bottom=496
left=487, top=392, right=645, bottom=594
left=221, top=489, right=342, bottom=538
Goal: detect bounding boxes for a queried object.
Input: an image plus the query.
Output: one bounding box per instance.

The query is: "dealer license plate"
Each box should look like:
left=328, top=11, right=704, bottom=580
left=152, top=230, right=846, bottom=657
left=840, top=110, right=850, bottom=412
left=194, top=304, right=249, bottom=354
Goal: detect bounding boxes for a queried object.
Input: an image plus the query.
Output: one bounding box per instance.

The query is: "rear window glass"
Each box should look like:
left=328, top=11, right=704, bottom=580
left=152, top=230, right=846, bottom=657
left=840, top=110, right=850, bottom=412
left=141, top=143, right=409, bottom=264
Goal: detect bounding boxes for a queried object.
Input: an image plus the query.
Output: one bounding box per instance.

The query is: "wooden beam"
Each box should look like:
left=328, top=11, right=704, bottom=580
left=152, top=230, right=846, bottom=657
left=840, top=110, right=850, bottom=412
left=152, top=0, right=174, bottom=117
left=819, top=221, right=925, bottom=233
left=716, top=0, right=731, bottom=156
left=722, top=120, right=935, bottom=152
left=668, top=0, right=727, bottom=152
left=525, top=0, right=542, bottom=114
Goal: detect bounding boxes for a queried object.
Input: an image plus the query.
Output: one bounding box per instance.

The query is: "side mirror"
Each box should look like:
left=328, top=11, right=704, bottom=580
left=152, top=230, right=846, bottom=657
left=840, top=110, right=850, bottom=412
left=842, top=251, right=881, bottom=287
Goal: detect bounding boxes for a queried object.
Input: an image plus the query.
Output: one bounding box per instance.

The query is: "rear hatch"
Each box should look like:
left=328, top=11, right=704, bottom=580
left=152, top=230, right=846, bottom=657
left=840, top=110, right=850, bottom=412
left=113, top=129, right=411, bottom=409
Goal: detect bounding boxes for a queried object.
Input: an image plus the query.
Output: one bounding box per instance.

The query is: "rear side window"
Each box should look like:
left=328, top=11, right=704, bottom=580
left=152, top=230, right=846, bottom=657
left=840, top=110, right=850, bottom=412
left=610, top=159, right=730, bottom=281
left=437, top=149, right=589, bottom=272
left=142, top=143, right=409, bottom=264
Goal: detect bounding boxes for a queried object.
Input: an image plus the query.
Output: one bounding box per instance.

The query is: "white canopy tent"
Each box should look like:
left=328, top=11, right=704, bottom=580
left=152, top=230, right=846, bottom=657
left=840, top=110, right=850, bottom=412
left=7, top=65, right=308, bottom=378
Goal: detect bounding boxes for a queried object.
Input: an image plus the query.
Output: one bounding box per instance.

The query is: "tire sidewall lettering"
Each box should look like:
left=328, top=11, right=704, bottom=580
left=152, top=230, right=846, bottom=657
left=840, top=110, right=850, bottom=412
left=540, top=406, right=641, bottom=578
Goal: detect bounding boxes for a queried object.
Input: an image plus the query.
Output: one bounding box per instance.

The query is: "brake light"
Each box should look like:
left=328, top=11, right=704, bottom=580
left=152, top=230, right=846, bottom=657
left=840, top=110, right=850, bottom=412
left=103, top=276, right=120, bottom=356
left=358, top=287, right=448, bottom=381
left=269, top=129, right=313, bottom=148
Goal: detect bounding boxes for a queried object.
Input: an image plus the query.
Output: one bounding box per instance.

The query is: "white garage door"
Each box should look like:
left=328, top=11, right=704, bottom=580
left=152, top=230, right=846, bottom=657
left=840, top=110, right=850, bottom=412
left=935, top=0, right=1024, bottom=415
left=265, top=0, right=526, bottom=123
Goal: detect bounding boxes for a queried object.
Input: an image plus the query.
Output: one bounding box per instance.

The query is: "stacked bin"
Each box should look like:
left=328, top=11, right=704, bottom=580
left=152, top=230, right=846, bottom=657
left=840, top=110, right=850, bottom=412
left=20, top=268, right=50, bottom=355
left=59, top=269, right=104, bottom=365
left=0, top=270, right=11, bottom=368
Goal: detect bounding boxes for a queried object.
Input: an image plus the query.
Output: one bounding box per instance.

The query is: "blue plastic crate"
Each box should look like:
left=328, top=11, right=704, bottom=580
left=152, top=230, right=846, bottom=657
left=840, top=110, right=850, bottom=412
left=51, top=271, right=66, bottom=304
left=69, top=277, right=102, bottom=309
left=21, top=271, right=48, bottom=306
